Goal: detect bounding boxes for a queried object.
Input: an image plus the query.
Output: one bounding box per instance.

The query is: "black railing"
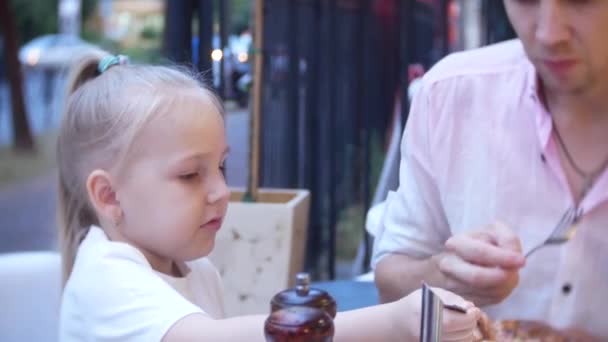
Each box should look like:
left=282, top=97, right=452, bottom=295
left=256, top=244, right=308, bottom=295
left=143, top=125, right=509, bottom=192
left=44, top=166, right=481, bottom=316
left=163, top=0, right=516, bottom=280
left=258, top=0, right=449, bottom=279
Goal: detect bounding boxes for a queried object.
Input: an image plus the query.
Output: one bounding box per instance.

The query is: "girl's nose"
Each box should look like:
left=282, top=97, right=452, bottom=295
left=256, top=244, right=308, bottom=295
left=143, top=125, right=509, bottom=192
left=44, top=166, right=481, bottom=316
left=207, top=178, right=230, bottom=204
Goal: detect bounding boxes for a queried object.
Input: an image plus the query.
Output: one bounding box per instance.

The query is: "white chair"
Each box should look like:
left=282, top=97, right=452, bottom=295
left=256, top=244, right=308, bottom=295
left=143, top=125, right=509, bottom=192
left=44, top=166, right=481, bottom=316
left=0, top=251, right=61, bottom=342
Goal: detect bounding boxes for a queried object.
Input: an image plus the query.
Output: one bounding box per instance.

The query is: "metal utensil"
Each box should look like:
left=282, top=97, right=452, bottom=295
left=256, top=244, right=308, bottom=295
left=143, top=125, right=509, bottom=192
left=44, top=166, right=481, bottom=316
left=420, top=283, right=443, bottom=342
left=420, top=283, right=469, bottom=342
left=443, top=303, right=467, bottom=314
left=525, top=206, right=579, bottom=258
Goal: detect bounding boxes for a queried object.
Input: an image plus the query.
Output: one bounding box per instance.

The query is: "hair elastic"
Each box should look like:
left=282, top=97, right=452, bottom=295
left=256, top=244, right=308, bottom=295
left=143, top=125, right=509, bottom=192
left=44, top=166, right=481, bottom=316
left=98, top=54, right=129, bottom=73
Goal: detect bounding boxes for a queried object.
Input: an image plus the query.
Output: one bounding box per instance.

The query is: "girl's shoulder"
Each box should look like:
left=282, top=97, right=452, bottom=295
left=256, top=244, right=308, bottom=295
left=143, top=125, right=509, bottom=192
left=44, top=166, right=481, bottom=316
left=70, top=226, right=151, bottom=281
left=184, top=257, right=223, bottom=286
left=64, top=226, right=171, bottom=305
left=60, top=228, right=205, bottom=341
left=184, top=257, right=225, bottom=318
left=186, top=257, right=219, bottom=275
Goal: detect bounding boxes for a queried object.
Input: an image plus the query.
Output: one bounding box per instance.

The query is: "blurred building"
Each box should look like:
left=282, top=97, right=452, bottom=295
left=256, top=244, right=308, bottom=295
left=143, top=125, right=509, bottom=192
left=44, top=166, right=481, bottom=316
left=93, top=0, right=164, bottom=47
left=59, top=0, right=82, bottom=36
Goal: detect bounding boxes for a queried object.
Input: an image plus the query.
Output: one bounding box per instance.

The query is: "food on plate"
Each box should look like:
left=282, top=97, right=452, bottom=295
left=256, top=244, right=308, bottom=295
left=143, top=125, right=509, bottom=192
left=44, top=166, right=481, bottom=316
left=474, top=316, right=569, bottom=341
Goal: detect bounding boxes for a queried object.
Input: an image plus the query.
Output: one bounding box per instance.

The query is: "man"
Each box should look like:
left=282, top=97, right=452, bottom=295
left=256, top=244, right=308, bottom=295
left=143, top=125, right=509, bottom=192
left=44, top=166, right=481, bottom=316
left=372, top=0, right=608, bottom=337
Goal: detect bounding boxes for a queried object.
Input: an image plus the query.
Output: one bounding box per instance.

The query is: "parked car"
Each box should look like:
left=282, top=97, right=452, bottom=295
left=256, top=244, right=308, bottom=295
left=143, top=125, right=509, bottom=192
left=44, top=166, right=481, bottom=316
left=192, top=32, right=252, bottom=107
left=226, top=32, right=252, bottom=108
left=19, top=34, right=101, bottom=70
left=192, top=34, right=225, bottom=91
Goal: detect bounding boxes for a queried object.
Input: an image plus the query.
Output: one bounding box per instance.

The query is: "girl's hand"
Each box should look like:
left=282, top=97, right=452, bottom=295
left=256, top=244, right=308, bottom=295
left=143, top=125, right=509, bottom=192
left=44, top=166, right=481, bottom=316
left=395, top=287, right=482, bottom=341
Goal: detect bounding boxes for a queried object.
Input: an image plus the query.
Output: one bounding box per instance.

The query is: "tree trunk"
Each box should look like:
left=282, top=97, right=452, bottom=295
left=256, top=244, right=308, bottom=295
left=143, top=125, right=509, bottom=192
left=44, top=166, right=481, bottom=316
left=0, top=0, right=35, bottom=151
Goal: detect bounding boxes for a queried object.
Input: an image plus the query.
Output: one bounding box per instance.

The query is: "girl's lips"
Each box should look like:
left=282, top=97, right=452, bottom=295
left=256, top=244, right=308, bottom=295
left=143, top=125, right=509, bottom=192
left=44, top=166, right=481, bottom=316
left=201, top=218, right=223, bottom=231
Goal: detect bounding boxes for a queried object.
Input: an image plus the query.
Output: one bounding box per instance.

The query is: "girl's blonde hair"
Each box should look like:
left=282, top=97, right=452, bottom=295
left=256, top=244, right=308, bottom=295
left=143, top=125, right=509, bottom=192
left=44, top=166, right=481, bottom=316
left=58, top=50, right=224, bottom=284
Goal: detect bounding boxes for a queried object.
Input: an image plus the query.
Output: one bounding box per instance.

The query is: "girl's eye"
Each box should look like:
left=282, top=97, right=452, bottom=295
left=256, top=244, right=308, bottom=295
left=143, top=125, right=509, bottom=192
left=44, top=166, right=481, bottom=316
left=179, top=172, right=199, bottom=181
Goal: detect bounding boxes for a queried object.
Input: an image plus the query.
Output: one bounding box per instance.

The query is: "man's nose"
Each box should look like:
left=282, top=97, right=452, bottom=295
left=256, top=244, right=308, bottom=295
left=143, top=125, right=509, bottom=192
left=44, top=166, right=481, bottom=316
left=535, top=0, right=570, bottom=47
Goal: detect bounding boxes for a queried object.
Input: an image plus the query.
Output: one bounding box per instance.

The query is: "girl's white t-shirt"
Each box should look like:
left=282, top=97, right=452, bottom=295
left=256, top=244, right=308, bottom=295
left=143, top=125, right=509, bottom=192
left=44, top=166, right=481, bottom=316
left=59, top=226, right=225, bottom=341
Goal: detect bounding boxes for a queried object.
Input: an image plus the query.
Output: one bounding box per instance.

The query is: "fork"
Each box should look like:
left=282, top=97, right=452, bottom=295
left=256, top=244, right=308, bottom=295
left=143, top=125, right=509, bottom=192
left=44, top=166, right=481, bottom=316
left=525, top=206, right=580, bottom=258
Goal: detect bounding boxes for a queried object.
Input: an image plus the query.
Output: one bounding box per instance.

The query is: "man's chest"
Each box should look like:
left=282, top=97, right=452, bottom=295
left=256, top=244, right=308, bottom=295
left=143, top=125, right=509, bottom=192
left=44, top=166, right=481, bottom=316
left=429, top=105, right=607, bottom=252
left=430, top=120, right=608, bottom=331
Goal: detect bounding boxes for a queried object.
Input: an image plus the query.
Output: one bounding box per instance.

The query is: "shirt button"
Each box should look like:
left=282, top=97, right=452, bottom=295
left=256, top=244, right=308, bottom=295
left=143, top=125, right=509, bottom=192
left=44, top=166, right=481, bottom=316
left=540, top=154, right=546, bottom=163
left=562, top=283, right=572, bottom=295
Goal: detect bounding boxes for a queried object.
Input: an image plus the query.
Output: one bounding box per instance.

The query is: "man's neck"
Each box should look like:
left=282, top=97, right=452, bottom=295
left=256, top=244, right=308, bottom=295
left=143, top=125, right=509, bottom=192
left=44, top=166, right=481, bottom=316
left=541, top=78, right=608, bottom=205
left=543, top=81, right=608, bottom=128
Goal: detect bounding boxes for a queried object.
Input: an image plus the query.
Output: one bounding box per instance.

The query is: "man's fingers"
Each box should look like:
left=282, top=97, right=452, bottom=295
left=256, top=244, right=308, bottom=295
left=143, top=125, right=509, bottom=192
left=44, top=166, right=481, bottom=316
left=489, top=221, right=523, bottom=253
left=445, top=235, right=525, bottom=269
left=439, top=254, right=514, bottom=288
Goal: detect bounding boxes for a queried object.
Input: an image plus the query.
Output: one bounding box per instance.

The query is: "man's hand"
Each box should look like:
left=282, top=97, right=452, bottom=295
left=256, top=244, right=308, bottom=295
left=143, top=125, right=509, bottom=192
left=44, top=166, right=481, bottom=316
left=437, top=222, right=526, bottom=306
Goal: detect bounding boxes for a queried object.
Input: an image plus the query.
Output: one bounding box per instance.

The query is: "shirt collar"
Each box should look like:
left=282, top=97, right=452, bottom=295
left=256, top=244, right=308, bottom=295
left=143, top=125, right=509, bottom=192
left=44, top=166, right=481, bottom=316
left=524, top=61, right=608, bottom=212
left=525, top=59, right=553, bottom=154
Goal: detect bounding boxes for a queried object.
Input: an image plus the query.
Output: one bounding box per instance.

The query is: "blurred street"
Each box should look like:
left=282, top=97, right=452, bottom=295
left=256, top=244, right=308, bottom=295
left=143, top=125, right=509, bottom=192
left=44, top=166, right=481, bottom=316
left=0, top=71, right=65, bottom=146
left=0, top=75, right=250, bottom=253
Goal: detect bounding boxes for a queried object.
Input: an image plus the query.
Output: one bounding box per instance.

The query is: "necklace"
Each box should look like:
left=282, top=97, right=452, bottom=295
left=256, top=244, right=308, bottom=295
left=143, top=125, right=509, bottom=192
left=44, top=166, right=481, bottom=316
left=552, top=123, right=608, bottom=198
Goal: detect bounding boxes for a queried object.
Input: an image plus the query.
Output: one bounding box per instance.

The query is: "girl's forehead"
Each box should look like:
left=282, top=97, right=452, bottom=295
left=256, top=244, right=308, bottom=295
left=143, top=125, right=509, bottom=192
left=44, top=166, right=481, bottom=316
left=132, top=94, right=225, bottom=159
left=127, top=88, right=217, bottom=129
left=168, top=94, right=221, bottom=125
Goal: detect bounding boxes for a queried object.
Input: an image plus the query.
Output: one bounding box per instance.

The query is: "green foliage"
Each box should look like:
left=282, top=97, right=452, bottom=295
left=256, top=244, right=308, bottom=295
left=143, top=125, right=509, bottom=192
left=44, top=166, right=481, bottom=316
left=9, top=0, right=58, bottom=44
left=230, top=0, right=251, bottom=35
left=120, top=46, right=162, bottom=64
left=334, top=132, right=386, bottom=262
left=336, top=205, right=365, bottom=261
left=81, top=27, right=103, bottom=43
left=81, top=0, right=97, bottom=22
left=368, top=130, right=386, bottom=198
left=8, top=0, right=98, bottom=45
left=140, top=25, right=161, bottom=41
left=83, top=35, right=162, bottom=65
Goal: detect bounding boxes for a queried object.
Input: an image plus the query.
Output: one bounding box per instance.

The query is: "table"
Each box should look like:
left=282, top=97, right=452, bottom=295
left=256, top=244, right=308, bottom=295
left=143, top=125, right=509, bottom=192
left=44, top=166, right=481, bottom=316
left=311, top=280, right=379, bottom=312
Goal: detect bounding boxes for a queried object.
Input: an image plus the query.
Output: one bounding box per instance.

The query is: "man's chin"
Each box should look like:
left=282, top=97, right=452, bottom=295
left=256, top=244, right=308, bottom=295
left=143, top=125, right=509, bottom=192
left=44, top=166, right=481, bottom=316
left=538, top=68, right=590, bottom=94
left=542, top=77, right=589, bottom=95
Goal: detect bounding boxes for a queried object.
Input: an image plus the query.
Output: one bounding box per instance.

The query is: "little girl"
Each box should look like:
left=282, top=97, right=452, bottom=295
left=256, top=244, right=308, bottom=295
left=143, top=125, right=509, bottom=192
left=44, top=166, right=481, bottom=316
left=57, top=51, right=481, bottom=341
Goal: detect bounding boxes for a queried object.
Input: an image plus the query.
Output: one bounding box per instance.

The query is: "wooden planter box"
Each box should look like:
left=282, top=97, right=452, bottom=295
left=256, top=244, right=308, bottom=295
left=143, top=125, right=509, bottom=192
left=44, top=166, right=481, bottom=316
left=208, top=188, right=311, bottom=317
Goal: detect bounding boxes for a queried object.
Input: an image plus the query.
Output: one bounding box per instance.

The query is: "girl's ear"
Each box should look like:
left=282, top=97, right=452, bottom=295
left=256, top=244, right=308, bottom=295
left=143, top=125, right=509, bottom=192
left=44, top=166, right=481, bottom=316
left=85, top=169, right=122, bottom=226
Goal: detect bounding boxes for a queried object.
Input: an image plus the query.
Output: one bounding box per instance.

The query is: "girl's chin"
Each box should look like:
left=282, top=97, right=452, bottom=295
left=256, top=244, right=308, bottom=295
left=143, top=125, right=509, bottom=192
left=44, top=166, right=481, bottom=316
left=190, top=240, right=215, bottom=260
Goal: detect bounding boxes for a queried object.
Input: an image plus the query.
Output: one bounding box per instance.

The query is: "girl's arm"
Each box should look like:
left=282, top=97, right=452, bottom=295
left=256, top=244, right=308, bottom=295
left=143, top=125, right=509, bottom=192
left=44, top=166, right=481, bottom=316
left=163, top=313, right=267, bottom=342
left=334, top=288, right=480, bottom=342
left=333, top=301, right=409, bottom=341
left=163, top=288, right=480, bottom=342
left=163, top=308, right=410, bottom=342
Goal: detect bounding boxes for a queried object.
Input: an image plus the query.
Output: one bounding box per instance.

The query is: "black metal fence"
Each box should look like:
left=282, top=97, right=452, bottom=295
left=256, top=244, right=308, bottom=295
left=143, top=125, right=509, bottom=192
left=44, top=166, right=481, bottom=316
left=482, top=1, right=516, bottom=45
left=164, top=0, right=515, bottom=280
left=257, top=0, right=453, bottom=279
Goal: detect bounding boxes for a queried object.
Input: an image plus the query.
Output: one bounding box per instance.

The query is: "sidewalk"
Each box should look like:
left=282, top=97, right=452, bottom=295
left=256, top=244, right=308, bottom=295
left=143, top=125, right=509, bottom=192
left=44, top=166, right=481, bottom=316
left=0, top=171, right=59, bottom=252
